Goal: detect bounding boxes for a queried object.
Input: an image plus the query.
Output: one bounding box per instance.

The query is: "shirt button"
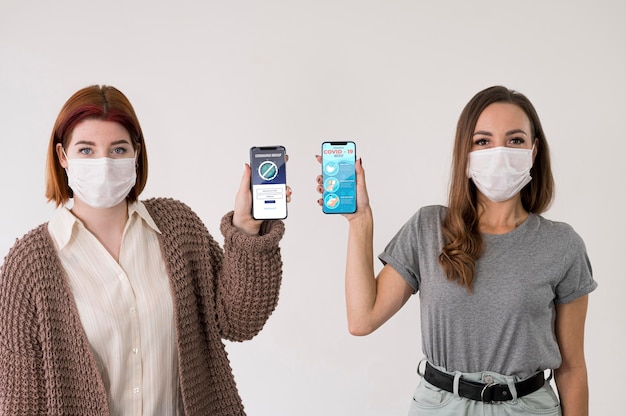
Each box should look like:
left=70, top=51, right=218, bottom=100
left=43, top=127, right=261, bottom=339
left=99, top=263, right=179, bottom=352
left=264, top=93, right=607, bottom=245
left=130, top=307, right=136, bottom=313
left=133, top=388, right=140, bottom=394
left=132, top=348, right=138, bottom=354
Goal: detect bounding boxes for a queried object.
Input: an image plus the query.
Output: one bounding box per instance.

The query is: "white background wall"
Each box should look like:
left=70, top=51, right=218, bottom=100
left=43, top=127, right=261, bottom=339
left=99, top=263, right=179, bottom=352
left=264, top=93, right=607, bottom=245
left=1, top=1, right=624, bottom=414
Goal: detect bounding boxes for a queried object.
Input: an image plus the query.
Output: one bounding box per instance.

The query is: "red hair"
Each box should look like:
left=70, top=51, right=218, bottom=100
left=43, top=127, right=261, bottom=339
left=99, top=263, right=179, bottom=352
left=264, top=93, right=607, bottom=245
left=45, top=85, right=148, bottom=206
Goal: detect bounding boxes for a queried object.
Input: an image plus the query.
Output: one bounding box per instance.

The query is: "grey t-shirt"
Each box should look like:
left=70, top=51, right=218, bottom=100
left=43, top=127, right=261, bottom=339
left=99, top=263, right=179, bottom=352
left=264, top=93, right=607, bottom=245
left=379, top=205, right=597, bottom=378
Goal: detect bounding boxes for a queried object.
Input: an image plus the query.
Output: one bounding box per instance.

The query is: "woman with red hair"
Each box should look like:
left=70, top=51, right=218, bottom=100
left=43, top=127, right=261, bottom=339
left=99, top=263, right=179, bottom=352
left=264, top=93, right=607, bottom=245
left=0, top=85, right=289, bottom=415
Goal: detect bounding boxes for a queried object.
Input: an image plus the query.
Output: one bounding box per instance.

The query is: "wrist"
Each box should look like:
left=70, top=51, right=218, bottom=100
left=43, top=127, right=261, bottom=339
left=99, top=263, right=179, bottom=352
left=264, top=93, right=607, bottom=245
left=347, top=206, right=373, bottom=231
left=232, top=212, right=261, bottom=236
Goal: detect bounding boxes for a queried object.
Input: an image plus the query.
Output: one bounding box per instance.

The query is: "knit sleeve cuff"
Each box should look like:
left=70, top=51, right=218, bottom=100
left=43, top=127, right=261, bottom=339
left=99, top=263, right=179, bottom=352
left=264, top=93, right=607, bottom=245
left=220, top=211, right=285, bottom=251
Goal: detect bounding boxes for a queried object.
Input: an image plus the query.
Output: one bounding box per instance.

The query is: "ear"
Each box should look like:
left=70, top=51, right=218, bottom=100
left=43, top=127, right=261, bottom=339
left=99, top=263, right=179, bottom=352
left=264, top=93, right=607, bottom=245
left=56, top=143, right=68, bottom=169
left=532, top=138, right=539, bottom=163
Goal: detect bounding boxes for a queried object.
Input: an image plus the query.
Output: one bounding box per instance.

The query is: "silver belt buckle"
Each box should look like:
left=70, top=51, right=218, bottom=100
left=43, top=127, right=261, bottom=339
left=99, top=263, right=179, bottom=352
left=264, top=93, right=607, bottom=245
left=480, top=382, right=497, bottom=403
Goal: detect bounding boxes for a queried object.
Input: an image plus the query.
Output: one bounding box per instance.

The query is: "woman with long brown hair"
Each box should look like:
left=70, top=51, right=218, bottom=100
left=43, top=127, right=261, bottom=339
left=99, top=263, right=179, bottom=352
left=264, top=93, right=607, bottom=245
left=317, top=86, right=596, bottom=415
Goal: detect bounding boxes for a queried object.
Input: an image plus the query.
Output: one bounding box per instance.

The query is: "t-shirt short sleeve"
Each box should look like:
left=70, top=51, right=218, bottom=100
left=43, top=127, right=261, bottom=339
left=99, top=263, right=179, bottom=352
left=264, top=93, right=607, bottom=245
left=554, top=226, right=597, bottom=304
left=378, top=209, right=427, bottom=293
left=378, top=205, right=445, bottom=293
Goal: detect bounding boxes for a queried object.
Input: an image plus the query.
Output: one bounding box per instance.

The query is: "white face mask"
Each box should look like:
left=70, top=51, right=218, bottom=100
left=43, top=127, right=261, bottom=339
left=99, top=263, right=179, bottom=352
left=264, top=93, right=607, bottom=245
left=467, top=146, right=534, bottom=203
left=64, top=151, right=137, bottom=209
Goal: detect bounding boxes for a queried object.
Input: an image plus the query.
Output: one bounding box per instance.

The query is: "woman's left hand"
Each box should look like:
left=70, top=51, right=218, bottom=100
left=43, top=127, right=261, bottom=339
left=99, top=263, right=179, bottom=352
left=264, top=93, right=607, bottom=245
left=233, top=161, right=291, bottom=235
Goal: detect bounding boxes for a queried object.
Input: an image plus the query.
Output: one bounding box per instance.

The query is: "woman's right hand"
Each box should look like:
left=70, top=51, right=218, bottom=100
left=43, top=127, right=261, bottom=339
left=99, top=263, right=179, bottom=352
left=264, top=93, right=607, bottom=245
left=315, top=155, right=370, bottom=220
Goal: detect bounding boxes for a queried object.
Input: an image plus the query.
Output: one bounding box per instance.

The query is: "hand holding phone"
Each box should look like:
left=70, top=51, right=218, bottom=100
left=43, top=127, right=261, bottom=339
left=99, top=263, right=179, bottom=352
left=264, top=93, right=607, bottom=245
left=322, top=141, right=356, bottom=214
left=250, top=146, right=287, bottom=220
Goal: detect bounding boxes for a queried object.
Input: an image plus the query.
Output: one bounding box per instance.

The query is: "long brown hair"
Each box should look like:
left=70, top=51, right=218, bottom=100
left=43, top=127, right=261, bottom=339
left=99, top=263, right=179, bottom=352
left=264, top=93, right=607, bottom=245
left=45, top=85, right=148, bottom=206
left=439, top=86, right=554, bottom=291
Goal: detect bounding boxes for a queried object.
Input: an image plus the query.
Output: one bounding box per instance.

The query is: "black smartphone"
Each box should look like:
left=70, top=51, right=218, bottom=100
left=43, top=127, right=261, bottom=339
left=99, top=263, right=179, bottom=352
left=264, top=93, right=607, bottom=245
left=250, top=145, right=287, bottom=220
left=321, top=141, right=356, bottom=214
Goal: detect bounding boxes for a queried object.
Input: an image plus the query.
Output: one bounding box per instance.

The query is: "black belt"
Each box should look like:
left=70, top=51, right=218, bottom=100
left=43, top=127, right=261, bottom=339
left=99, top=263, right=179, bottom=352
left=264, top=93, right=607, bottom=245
left=423, top=362, right=545, bottom=403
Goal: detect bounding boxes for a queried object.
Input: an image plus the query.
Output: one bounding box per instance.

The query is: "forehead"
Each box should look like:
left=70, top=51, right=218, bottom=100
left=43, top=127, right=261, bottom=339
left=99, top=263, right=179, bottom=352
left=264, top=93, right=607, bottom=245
left=69, top=119, right=131, bottom=145
left=475, top=103, right=531, bottom=131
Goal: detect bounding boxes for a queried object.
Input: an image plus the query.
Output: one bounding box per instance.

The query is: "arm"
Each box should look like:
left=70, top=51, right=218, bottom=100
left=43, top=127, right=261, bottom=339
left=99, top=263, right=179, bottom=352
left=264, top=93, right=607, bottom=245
left=0, top=306, right=46, bottom=414
left=554, top=295, right=590, bottom=416
left=345, top=207, right=413, bottom=336
left=317, top=157, right=413, bottom=336
left=215, top=164, right=285, bottom=341
left=0, top=237, right=47, bottom=413
left=217, top=212, right=284, bottom=341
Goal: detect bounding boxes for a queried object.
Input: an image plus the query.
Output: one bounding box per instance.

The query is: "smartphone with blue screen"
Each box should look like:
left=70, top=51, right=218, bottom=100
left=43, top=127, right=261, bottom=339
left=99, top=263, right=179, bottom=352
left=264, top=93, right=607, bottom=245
left=250, top=146, right=287, bottom=220
left=322, top=141, right=356, bottom=214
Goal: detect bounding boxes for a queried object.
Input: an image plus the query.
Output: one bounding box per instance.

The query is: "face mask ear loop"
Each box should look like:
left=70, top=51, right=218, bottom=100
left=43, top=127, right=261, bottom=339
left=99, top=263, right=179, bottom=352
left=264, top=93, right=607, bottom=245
left=530, top=142, right=537, bottom=170
left=61, top=148, right=72, bottom=173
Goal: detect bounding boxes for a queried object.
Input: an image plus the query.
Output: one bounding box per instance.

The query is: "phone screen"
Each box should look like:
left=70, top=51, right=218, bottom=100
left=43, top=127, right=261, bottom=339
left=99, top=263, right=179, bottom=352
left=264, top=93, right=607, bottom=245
left=250, top=146, right=287, bottom=220
left=322, top=141, right=356, bottom=214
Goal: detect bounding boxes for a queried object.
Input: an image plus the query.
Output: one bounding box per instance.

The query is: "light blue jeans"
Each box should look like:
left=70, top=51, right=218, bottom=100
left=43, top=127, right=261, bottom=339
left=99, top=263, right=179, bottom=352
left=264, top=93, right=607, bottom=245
left=409, top=363, right=561, bottom=416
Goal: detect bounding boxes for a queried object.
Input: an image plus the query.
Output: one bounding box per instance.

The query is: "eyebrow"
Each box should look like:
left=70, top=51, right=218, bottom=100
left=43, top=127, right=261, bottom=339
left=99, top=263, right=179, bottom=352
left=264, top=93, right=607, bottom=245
left=473, top=129, right=528, bottom=136
left=72, top=139, right=133, bottom=146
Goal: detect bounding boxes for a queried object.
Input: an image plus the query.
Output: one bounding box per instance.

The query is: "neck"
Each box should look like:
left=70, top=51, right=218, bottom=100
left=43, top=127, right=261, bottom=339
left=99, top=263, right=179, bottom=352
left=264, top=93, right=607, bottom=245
left=71, top=199, right=129, bottom=227
left=70, top=199, right=130, bottom=261
left=476, top=196, right=528, bottom=234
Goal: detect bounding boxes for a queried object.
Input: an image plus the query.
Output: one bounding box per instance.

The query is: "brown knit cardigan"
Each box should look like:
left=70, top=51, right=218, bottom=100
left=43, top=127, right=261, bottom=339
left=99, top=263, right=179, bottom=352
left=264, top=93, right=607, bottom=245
left=0, top=198, right=284, bottom=415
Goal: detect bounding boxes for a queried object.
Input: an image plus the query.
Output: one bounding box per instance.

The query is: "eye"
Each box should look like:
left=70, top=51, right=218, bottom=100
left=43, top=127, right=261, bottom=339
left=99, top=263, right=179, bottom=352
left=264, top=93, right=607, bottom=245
left=78, top=147, right=93, bottom=155
left=112, top=146, right=130, bottom=155
left=509, top=137, right=526, bottom=145
left=473, top=138, right=489, bottom=146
